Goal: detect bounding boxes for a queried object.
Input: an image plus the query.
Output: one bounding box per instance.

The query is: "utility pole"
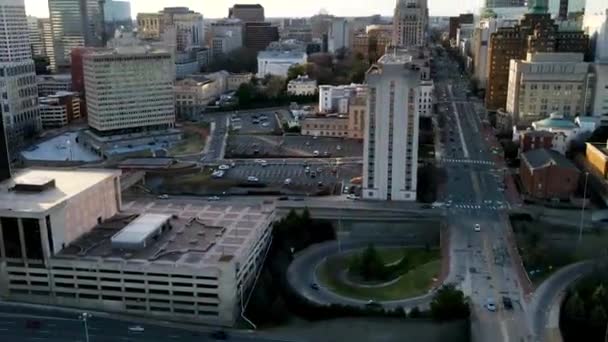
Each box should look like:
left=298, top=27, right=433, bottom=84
left=578, top=172, right=589, bottom=245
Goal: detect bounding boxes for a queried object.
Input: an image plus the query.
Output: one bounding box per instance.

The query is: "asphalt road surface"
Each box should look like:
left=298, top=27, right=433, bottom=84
left=434, top=49, right=532, bottom=342
left=0, top=303, right=290, bottom=342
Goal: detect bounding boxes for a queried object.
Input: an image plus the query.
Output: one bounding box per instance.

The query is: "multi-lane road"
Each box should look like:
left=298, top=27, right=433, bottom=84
left=433, top=50, right=532, bottom=342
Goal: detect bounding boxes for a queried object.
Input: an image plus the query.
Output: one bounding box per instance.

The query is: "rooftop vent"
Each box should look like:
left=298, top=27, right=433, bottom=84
left=13, top=176, right=56, bottom=192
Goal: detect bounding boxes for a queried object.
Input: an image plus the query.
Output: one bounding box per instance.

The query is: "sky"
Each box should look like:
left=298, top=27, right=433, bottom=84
left=24, top=0, right=484, bottom=19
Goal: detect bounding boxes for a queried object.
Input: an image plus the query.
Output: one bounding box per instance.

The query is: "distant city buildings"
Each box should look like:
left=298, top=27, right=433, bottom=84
left=328, top=18, right=349, bottom=53
left=229, top=4, right=265, bottom=22
left=137, top=7, right=204, bottom=52
left=210, top=19, right=244, bottom=57
left=520, top=148, right=580, bottom=200
left=392, top=0, right=428, bottom=48
left=0, top=0, right=40, bottom=157
left=363, top=51, right=421, bottom=201
left=244, top=22, right=279, bottom=52
left=104, top=0, right=132, bottom=37
left=582, top=0, right=608, bottom=62
left=319, top=84, right=366, bottom=114
left=485, top=7, right=589, bottom=112
left=48, top=0, right=104, bottom=71
left=37, top=74, right=72, bottom=97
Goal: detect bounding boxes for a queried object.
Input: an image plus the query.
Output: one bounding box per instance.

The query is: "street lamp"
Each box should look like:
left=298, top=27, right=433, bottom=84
left=79, top=312, right=92, bottom=342
left=578, top=172, right=590, bottom=246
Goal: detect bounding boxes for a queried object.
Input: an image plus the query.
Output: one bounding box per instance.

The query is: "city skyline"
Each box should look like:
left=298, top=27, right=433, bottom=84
left=24, top=0, right=485, bottom=19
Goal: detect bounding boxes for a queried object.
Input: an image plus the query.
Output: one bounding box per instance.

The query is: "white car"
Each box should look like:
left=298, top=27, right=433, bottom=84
left=486, top=298, right=497, bottom=312
left=284, top=178, right=292, bottom=185
left=474, top=224, right=481, bottom=232
left=211, top=170, right=225, bottom=178
left=208, top=196, right=221, bottom=201
left=247, top=176, right=259, bottom=182
left=128, top=326, right=145, bottom=332
left=261, top=122, right=270, bottom=127
left=346, top=194, right=359, bottom=200
left=157, top=194, right=169, bottom=200
left=218, top=164, right=230, bottom=170
left=313, top=150, right=320, bottom=156
left=254, top=159, right=266, bottom=164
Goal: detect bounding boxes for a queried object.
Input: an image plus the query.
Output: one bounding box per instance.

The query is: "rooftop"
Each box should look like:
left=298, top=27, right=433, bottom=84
left=522, top=149, right=578, bottom=170
left=533, top=113, right=578, bottom=130
left=57, top=202, right=274, bottom=268
left=0, top=168, right=119, bottom=214
left=258, top=50, right=307, bottom=59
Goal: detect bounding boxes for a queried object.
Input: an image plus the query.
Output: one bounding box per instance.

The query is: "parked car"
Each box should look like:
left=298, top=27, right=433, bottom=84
left=212, top=170, right=225, bottom=179
left=207, top=196, right=221, bottom=201
left=247, top=176, right=259, bottom=182
left=346, top=194, right=359, bottom=200
left=128, top=326, right=145, bottom=332
left=474, top=224, right=481, bottom=232
left=486, top=298, right=497, bottom=312
left=313, top=150, right=320, bottom=156
left=157, top=194, right=169, bottom=200
left=218, top=164, right=230, bottom=170
left=284, top=178, right=292, bottom=185
left=502, top=296, right=513, bottom=310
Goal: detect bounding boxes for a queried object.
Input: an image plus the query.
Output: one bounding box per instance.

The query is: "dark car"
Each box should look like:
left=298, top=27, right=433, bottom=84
left=278, top=196, right=289, bottom=201
left=502, top=296, right=513, bottom=310
left=210, top=330, right=228, bottom=340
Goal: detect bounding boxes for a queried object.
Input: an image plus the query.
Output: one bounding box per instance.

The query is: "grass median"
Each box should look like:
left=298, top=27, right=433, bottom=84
left=315, top=247, right=440, bottom=301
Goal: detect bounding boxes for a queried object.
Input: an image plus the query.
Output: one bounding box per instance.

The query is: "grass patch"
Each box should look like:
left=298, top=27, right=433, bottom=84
left=511, top=217, right=608, bottom=285
left=316, top=248, right=440, bottom=301
left=169, top=130, right=205, bottom=155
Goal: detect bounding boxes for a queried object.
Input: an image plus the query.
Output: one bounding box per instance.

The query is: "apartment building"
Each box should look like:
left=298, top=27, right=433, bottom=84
left=83, top=47, right=175, bottom=135
left=363, top=52, right=420, bottom=201
left=319, top=84, right=366, bottom=114
left=37, top=74, right=72, bottom=97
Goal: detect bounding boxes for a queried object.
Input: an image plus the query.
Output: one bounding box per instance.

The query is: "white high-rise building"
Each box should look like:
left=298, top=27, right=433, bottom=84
left=392, top=0, right=428, bottom=48
left=84, top=47, right=175, bottom=134
left=583, top=0, right=608, bottom=63
left=363, top=52, right=421, bottom=201
left=472, top=18, right=519, bottom=89
left=0, top=0, right=40, bottom=155
left=328, top=18, right=349, bottom=53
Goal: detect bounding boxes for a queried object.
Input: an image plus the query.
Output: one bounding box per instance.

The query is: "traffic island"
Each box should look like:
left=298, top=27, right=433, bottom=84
left=315, top=246, right=441, bottom=301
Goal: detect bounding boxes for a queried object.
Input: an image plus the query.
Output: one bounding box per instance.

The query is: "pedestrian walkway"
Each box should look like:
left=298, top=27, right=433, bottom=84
left=446, top=202, right=511, bottom=211
left=440, top=158, right=494, bottom=166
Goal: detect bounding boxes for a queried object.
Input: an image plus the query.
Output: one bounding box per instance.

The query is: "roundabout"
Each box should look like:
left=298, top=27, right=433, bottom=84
left=287, top=240, right=445, bottom=309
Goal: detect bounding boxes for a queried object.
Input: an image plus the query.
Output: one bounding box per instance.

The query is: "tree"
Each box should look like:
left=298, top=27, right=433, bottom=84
left=264, top=76, right=286, bottom=98
left=564, top=292, right=586, bottom=320
left=287, top=64, right=307, bottom=81
left=358, top=244, right=386, bottom=281
left=236, top=83, right=255, bottom=108
left=589, top=305, right=607, bottom=329
left=430, top=284, right=470, bottom=321
left=33, top=56, right=50, bottom=75
left=207, top=47, right=257, bottom=73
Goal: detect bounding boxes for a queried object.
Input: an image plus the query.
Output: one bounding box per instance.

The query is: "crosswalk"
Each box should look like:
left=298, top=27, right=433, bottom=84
left=441, top=158, right=494, bottom=166
left=435, top=201, right=511, bottom=211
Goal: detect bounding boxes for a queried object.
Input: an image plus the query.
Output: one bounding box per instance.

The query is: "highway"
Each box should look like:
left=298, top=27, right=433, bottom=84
left=0, top=302, right=291, bottom=342
left=433, top=49, right=532, bottom=342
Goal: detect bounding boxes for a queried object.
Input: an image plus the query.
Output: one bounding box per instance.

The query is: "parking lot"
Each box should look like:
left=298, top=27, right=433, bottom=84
left=226, top=135, right=363, bottom=158
left=229, top=111, right=281, bottom=135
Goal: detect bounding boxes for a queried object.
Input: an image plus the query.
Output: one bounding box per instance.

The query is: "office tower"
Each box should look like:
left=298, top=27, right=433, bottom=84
left=210, top=19, right=243, bottom=57
left=363, top=51, right=421, bottom=201
left=485, top=0, right=527, bottom=7
left=485, top=2, right=589, bottom=112
left=83, top=47, right=175, bottom=135
left=244, top=22, right=278, bottom=52
left=505, top=52, right=593, bottom=126
left=392, top=0, right=428, bottom=48
left=583, top=0, right=608, bottom=62
left=328, top=18, right=349, bottom=53
left=229, top=4, right=264, bottom=22
left=48, top=0, right=104, bottom=71
left=0, top=112, right=10, bottom=181
left=0, top=0, right=40, bottom=156
left=472, top=18, right=518, bottom=89
left=103, top=0, right=131, bottom=36
left=27, top=16, right=44, bottom=56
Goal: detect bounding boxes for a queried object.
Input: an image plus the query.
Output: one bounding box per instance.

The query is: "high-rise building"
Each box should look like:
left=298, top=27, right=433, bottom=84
left=583, top=0, right=608, bottom=62
left=0, top=0, right=40, bottom=156
left=485, top=0, right=527, bottom=7
left=328, top=18, right=349, bottom=53
left=244, top=22, right=279, bottom=52
left=48, top=0, right=104, bottom=71
left=39, top=91, right=81, bottom=128
left=504, top=52, right=594, bottom=126
left=486, top=3, right=589, bottom=112
left=83, top=47, right=175, bottom=135
left=0, top=110, right=10, bottom=182
left=363, top=51, right=421, bottom=201
left=27, top=16, right=44, bottom=57
left=210, top=19, right=243, bottom=57
left=229, top=4, right=264, bottom=22
left=392, top=0, right=428, bottom=48
left=103, top=0, right=132, bottom=36
left=472, top=18, right=518, bottom=89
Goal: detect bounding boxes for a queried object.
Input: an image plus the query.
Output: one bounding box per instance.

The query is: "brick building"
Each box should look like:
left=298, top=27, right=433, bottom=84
left=520, top=148, right=580, bottom=200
